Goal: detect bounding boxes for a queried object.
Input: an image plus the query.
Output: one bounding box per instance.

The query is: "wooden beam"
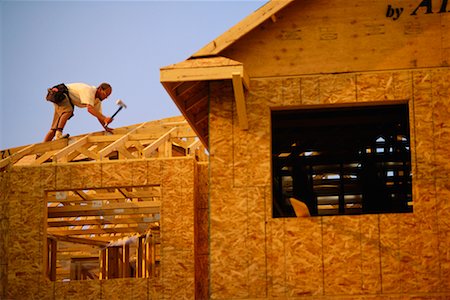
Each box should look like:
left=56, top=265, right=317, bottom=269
left=98, top=122, right=148, bottom=160
left=142, top=127, right=177, bottom=157
left=49, top=234, right=108, bottom=247
left=48, top=201, right=161, bottom=218
left=48, top=226, right=143, bottom=236
left=53, top=135, right=90, bottom=163
left=32, top=150, right=57, bottom=165
left=48, top=216, right=160, bottom=227
left=161, top=82, right=209, bottom=149
left=232, top=72, right=249, bottom=130
left=76, top=145, right=100, bottom=161
left=187, top=139, right=202, bottom=156
left=161, top=64, right=245, bottom=83
left=0, top=144, right=35, bottom=169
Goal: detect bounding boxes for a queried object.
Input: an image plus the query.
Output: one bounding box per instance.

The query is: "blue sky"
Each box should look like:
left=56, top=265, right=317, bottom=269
left=0, top=0, right=265, bottom=150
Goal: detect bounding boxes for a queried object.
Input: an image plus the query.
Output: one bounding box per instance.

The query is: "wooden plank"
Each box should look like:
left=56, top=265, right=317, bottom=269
left=48, top=226, right=142, bottom=236
left=161, top=64, right=244, bottom=83
left=143, top=127, right=177, bottom=157
left=99, top=122, right=148, bottom=160
left=49, top=234, right=109, bottom=247
left=32, top=150, right=58, bottom=165
left=187, top=139, right=202, bottom=156
left=0, top=144, right=35, bottom=169
left=48, top=201, right=161, bottom=218
left=53, top=134, right=90, bottom=163
left=88, top=135, right=125, bottom=143
left=161, top=82, right=209, bottom=148
left=117, top=145, right=136, bottom=159
left=232, top=72, right=249, bottom=130
left=76, top=145, right=100, bottom=161
left=48, top=216, right=160, bottom=227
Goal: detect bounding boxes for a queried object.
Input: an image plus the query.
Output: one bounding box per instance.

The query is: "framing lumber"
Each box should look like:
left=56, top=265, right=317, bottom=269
left=98, top=122, right=148, bottom=160
left=47, top=201, right=161, bottom=218
left=0, top=115, right=206, bottom=168
left=232, top=72, right=249, bottom=130
left=143, top=127, right=177, bottom=157
left=48, top=216, right=160, bottom=227
left=53, top=134, right=91, bottom=163
left=49, top=234, right=109, bottom=247
left=48, top=227, right=142, bottom=236
left=0, top=144, right=35, bottom=169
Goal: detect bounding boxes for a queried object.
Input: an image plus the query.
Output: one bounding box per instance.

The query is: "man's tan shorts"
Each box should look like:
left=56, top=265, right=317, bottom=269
left=50, top=95, right=74, bottom=130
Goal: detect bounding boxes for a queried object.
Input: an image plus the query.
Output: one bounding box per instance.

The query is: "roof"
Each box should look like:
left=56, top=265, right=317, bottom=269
left=0, top=115, right=206, bottom=170
left=160, top=0, right=294, bottom=149
left=192, top=0, right=294, bottom=57
left=1, top=115, right=206, bottom=279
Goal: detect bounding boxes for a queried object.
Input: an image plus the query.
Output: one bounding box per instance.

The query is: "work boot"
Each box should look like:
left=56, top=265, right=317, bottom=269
left=55, top=131, right=69, bottom=140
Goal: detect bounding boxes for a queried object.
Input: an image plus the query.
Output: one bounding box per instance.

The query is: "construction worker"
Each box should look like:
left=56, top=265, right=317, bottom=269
left=44, top=82, right=114, bottom=142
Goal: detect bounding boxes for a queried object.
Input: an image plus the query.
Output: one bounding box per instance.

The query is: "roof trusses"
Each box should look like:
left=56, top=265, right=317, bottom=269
left=0, top=116, right=207, bottom=170
left=47, top=185, right=161, bottom=244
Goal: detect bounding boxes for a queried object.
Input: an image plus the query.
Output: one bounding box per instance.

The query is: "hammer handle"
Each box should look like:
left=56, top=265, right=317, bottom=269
left=111, top=106, right=123, bottom=119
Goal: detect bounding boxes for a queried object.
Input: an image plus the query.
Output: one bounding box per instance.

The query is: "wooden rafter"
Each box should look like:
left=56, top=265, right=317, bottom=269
left=143, top=127, right=177, bottom=157
left=48, top=201, right=160, bottom=218
left=232, top=72, right=249, bottom=130
left=0, top=115, right=207, bottom=169
left=48, top=216, right=159, bottom=227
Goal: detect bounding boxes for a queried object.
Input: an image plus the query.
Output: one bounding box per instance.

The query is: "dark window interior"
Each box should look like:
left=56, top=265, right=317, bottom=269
left=272, top=103, right=413, bottom=217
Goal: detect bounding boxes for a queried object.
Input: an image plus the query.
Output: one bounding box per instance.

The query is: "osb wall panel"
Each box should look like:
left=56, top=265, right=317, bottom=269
left=436, top=178, right=450, bottom=292
left=160, top=158, right=195, bottom=299
left=2, top=157, right=197, bottom=300
left=101, top=278, right=147, bottom=300
left=0, top=170, right=9, bottom=300
left=7, top=167, right=47, bottom=299
left=222, top=0, right=448, bottom=77
left=208, top=68, right=450, bottom=299
left=54, top=280, right=100, bottom=300
left=195, top=162, right=209, bottom=300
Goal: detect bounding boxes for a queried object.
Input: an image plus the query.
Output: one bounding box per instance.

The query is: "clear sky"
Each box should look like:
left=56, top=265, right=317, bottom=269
left=0, top=0, right=266, bottom=150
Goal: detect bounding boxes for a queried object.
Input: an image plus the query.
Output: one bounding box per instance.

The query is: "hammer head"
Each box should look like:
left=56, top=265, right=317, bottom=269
left=116, top=99, right=127, bottom=109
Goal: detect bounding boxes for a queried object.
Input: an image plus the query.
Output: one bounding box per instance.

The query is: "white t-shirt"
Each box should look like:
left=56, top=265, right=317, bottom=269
left=67, top=83, right=102, bottom=113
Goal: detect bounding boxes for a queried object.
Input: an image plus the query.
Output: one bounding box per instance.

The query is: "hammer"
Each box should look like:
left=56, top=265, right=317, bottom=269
left=105, top=99, right=127, bottom=126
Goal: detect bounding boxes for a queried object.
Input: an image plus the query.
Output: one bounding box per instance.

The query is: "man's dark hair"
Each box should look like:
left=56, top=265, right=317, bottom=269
left=98, top=83, right=112, bottom=94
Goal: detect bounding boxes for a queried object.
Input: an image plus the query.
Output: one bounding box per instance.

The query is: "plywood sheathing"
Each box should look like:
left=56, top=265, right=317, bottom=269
left=208, top=68, right=450, bottom=298
left=219, top=0, right=449, bottom=79
left=161, top=57, right=251, bottom=148
left=2, top=155, right=199, bottom=299
left=195, top=162, right=209, bottom=300
left=0, top=170, right=9, bottom=300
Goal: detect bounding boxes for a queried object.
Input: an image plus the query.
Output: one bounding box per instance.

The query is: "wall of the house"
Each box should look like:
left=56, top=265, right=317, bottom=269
left=208, top=1, right=450, bottom=298
left=208, top=67, right=450, bottom=299
left=222, top=0, right=450, bottom=77
left=0, top=157, right=202, bottom=300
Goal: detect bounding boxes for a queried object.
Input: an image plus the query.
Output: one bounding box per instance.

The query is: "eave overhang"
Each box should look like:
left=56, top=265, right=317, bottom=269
left=160, top=56, right=250, bottom=149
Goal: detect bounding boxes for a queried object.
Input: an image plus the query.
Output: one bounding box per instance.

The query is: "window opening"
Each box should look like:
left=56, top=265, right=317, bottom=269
left=272, top=103, right=413, bottom=217
left=46, top=185, right=161, bottom=281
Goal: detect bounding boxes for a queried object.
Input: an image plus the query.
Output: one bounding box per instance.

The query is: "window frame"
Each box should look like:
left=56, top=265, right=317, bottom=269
left=271, top=101, right=413, bottom=218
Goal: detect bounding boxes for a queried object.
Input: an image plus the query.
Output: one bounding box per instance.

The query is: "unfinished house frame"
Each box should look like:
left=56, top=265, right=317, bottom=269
left=1, top=116, right=209, bottom=299
left=2, top=0, right=450, bottom=299
left=160, top=0, right=450, bottom=299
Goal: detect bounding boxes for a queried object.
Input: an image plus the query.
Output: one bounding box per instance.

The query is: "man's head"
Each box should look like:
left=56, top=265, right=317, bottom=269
left=96, top=83, right=112, bottom=101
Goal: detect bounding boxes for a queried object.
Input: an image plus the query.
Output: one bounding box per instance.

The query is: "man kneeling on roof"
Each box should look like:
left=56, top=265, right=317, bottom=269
left=44, top=82, right=114, bottom=142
